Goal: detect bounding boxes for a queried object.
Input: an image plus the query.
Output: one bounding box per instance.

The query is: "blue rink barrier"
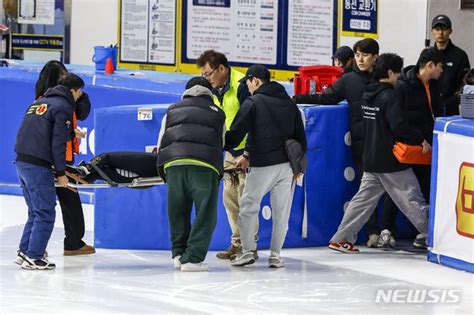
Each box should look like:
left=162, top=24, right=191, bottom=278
left=93, top=103, right=418, bottom=251
left=0, top=62, right=193, bottom=199
left=428, top=116, right=474, bottom=273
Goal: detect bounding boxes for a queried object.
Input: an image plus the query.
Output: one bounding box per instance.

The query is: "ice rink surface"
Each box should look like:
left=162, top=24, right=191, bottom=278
left=1, top=195, right=473, bottom=314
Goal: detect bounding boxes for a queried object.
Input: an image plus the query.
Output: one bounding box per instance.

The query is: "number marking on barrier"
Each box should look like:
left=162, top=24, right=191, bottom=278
left=137, top=108, right=153, bottom=121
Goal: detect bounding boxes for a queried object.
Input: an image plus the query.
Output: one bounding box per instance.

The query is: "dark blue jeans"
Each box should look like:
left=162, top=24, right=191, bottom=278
left=16, top=161, right=56, bottom=259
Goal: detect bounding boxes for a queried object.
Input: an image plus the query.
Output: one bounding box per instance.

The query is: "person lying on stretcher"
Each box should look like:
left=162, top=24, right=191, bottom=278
left=65, top=151, right=244, bottom=187
left=65, top=152, right=159, bottom=184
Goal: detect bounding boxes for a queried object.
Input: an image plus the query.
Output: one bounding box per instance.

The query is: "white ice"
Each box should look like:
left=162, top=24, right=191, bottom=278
left=1, top=195, right=473, bottom=314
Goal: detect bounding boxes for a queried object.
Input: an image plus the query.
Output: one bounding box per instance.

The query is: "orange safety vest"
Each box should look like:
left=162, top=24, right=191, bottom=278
left=66, top=112, right=80, bottom=162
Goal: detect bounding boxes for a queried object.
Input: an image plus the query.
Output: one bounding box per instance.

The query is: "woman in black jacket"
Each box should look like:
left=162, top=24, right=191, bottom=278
left=35, top=60, right=95, bottom=256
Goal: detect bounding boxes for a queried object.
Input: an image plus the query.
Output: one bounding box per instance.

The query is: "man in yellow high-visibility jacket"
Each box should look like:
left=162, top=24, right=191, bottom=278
left=197, top=50, right=256, bottom=260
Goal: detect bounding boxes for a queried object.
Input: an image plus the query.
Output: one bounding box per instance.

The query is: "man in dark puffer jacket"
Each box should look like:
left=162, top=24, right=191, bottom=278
left=157, top=77, right=226, bottom=272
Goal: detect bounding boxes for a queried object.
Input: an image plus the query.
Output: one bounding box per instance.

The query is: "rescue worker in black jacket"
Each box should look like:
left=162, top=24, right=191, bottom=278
left=329, top=53, right=429, bottom=253
left=225, top=65, right=307, bottom=268
left=430, top=14, right=471, bottom=116
left=14, top=73, right=84, bottom=270
left=294, top=38, right=387, bottom=246
left=34, top=60, right=95, bottom=257
left=157, top=77, right=226, bottom=272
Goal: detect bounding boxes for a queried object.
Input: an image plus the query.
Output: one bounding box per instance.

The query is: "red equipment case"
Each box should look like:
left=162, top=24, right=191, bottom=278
left=293, top=65, right=345, bottom=95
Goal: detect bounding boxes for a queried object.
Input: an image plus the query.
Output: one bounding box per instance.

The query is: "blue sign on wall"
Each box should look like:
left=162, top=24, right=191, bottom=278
left=12, top=34, right=63, bottom=51
left=342, top=0, right=378, bottom=38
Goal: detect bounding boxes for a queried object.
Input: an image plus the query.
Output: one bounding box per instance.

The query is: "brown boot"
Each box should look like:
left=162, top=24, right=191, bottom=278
left=216, top=245, right=239, bottom=259
left=64, top=244, right=96, bottom=256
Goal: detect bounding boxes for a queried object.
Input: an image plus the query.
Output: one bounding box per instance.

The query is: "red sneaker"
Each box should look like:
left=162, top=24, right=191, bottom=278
left=329, top=241, right=360, bottom=253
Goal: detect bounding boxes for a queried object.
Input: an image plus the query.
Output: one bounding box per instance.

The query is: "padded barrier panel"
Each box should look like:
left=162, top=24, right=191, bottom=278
left=428, top=116, right=474, bottom=273
left=94, top=103, right=417, bottom=251
left=0, top=63, right=191, bottom=197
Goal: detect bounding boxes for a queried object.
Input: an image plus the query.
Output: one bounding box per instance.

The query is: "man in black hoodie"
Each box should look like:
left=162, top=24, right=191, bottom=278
left=328, top=54, right=430, bottom=253
left=294, top=38, right=388, bottom=247
left=14, top=73, right=84, bottom=270
left=378, top=48, right=444, bottom=249
left=225, top=65, right=307, bottom=268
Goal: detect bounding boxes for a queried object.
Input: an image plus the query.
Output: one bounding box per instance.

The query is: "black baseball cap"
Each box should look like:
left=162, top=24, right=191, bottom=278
left=239, top=64, right=271, bottom=83
left=332, top=46, right=354, bottom=62
left=185, top=76, right=212, bottom=90
left=432, top=14, right=452, bottom=29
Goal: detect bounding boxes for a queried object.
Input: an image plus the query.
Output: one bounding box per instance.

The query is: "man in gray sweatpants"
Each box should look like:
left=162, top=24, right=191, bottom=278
left=329, top=53, right=430, bottom=253
left=330, top=171, right=428, bottom=249
left=224, top=65, right=307, bottom=267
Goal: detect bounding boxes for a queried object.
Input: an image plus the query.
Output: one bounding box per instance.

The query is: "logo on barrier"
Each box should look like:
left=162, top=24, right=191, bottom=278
left=456, top=162, right=474, bottom=238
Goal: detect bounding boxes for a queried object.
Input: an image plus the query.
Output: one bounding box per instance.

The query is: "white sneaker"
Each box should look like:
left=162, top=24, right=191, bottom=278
left=173, top=255, right=182, bottom=270
left=21, top=256, right=55, bottom=270
left=15, top=250, right=26, bottom=265
left=15, top=250, right=48, bottom=265
left=268, top=252, right=285, bottom=268
left=180, top=262, right=209, bottom=272
left=366, top=234, right=379, bottom=248
left=231, top=251, right=255, bottom=267
left=377, top=229, right=391, bottom=248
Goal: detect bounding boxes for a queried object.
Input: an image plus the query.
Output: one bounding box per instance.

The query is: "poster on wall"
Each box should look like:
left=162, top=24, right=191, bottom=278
left=341, top=0, right=378, bottom=38
left=184, top=0, right=279, bottom=65
left=287, top=0, right=335, bottom=66
left=17, top=0, right=55, bottom=25
left=120, top=0, right=176, bottom=65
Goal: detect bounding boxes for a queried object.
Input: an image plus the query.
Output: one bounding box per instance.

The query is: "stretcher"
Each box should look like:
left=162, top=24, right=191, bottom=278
left=55, top=165, right=243, bottom=190
left=55, top=162, right=165, bottom=190
left=56, top=176, right=165, bottom=189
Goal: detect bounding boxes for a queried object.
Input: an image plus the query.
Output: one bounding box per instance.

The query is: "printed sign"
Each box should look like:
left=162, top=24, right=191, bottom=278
left=12, top=34, right=63, bottom=51
left=184, top=0, right=279, bottom=65
left=341, top=0, right=378, bottom=38
left=18, top=0, right=55, bottom=25
left=120, top=0, right=176, bottom=65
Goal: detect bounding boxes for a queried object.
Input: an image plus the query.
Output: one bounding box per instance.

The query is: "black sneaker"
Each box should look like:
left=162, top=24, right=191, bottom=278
left=413, top=233, right=428, bottom=249
left=21, top=256, right=56, bottom=270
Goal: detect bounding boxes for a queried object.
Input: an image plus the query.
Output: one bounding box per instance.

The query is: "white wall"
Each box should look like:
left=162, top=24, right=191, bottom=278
left=340, top=0, right=428, bottom=66
left=70, top=0, right=118, bottom=65
left=68, top=0, right=429, bottom=67
left=428, top=0, right=474, bottom=63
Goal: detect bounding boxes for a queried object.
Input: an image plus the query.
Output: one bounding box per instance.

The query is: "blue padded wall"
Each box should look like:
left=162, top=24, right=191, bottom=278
left=93, top=104, right=368, bottom=250
left=0, top=63, right=190, bottom=196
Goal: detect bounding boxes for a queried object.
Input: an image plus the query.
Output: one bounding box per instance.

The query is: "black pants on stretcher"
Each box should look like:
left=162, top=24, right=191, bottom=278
left=86, top=152, right=158, bottom=183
